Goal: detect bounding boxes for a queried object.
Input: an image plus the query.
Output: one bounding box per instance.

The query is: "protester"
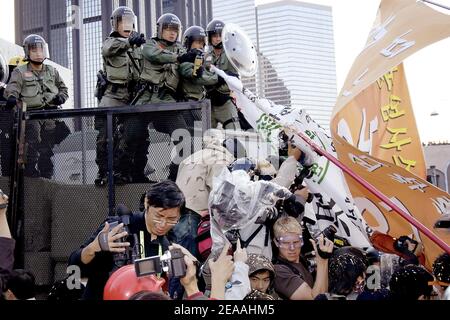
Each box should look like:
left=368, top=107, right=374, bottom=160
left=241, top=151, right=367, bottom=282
left=432, top=253, right=450, bottom=299
left=315, top=247, right=367, bottom=300
left=2, top=269, right=36, bottom=300
left=389, top=264, right=434, bottom=300
left=246, top=253, right=277, bottom=298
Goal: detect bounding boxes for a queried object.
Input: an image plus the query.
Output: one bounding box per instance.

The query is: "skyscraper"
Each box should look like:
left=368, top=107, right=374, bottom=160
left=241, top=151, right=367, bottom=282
left=15, top=0, right=213, bottom=110
left=212, top=0, right=337, bottom=129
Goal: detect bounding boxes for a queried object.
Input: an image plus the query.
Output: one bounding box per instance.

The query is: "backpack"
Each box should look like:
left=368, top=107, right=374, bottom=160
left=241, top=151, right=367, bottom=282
left=196, top=214, right=212, bottom=262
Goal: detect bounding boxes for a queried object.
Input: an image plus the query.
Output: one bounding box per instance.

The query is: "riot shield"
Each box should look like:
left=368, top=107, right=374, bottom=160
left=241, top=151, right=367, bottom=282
left=222, top=23, right=258, bottom=77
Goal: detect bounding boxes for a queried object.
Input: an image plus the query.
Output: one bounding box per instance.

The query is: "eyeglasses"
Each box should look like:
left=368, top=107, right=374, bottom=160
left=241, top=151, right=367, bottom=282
left=146, top=207, right=179, bottom=226
left=276, top=235, right=303, bottom=249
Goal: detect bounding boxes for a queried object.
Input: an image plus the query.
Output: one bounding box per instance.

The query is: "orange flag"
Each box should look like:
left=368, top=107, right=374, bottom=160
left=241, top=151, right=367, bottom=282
left=332, top=0, right=450, bottom=268
left=336, top=64, right=426, bottom=179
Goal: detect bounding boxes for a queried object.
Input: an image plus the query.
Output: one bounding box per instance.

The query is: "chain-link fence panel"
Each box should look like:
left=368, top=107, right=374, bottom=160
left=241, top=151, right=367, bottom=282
left=15, top=101, right=209, bottom=289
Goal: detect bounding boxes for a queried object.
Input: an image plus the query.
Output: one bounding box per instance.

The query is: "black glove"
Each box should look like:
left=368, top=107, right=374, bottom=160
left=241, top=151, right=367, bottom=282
left=283, top=194, right=305, bottom=219
left=128, top=32, right=146, bottom=47
left=5, top=96, right=17, bottom=109
left=217, top=75, right=226, bottom=86
left=177, top=51, right=197, bottom=64
left=189, top=48, right=203, bottom=56
left=50, top=94, right=65, bottom=106
left=194, top=66, right=204, bottom=78
left=225, top=71, right=240, bottom=78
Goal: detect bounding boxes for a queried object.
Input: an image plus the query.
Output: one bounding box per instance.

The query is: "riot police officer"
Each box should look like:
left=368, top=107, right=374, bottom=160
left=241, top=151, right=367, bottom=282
left=0, top=56, right=28, bottom=177
left=205, top=19, right=241, bottom=130
left=94, top=6, right=145, bottom=186
left=116, top=13, right=194, bottom=182
left=4, top=35, right=68, bottom=178
left=0, top=53, right=11, bottom=176
left=178, top=26, right=219, bottom=101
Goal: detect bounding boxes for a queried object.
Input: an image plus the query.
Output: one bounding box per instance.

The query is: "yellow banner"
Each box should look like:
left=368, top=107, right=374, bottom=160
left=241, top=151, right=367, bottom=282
left=335, top=64, right=426, bottom=178
left=331, top=0, right=450, bottom=268
left=331, top=134, right=450, bottom=268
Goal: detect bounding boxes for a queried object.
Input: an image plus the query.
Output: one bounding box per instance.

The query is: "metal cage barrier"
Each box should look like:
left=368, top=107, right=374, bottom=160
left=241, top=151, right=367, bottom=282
left=0, top=100, right=211, bottom=287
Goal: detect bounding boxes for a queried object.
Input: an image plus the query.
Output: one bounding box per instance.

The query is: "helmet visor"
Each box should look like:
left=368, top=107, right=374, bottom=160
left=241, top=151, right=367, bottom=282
left=28, top=42, right=50, bottom=62
left=162, top=23, right=181, bottom=41
left=120, top=14, right=136, bottom=32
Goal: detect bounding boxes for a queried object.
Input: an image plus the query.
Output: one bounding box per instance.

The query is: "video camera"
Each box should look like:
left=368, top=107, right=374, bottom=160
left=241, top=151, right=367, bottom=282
left=110, top=205, right=140, bottom=268
left=134, top=248, right=186, bottom=278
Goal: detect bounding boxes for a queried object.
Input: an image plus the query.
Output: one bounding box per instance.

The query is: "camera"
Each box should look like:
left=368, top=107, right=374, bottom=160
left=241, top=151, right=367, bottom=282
left=318, top=224, right=349, bottom=248
left=322, top=224, right=337, bottom=243
left=134, top=248, right=186, bottom=278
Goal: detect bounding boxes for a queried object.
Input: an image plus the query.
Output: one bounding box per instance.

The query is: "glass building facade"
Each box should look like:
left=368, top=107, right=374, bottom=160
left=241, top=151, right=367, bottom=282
left=212, top=0, right=337, bottom=129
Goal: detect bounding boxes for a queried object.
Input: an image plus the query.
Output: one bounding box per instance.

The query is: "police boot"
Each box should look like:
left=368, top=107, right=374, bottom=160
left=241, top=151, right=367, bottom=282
left=131, top=174, right=151, bottom=184
left=94, top=171, right=107, bottom=187
left=113, top=172, right=131, bottom=186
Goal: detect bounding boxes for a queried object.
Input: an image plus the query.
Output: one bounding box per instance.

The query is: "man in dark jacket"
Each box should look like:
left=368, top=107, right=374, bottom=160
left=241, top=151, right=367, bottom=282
left=68, top=180, right=185, bottom=300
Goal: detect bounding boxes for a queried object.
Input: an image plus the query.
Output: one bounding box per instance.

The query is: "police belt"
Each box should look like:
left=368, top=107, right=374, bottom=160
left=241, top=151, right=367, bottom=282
left=107, top=82, right=128, bottom=93
left=144, top=82, right=175, bottom=95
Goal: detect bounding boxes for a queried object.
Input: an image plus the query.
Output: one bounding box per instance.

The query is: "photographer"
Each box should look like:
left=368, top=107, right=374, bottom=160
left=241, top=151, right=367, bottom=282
left=273, top=216, right=333, bottom=300
left=68, top=181, right=185, bottom=300
left=0, top=190, right=14, bottom=293
left=315, top=247, right=368, bottom=300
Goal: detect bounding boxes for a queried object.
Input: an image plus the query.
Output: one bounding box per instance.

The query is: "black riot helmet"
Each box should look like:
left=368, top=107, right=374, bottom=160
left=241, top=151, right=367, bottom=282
left=206, top=19, right=225, bottom=49
left=23, top=34, right=50, bottom=64
left=182, top=26, right=207, bottom=50
left=156, top=13, right=182, bottom=44
left=110, top=6, right=137, bottom=33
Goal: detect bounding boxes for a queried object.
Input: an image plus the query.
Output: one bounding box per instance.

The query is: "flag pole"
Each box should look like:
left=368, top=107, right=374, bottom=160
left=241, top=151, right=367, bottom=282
left=293, top=129, right=450, bottom=254
left=421, top=0, right=450, bottom=11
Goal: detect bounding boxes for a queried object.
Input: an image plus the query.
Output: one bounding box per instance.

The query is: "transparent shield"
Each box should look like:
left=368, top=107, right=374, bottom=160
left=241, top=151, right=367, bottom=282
left=222, top=23, right=258, bottom=77
left=0, top=53, right=8, bottom=85
left=29, top=43, right=50, bottom=62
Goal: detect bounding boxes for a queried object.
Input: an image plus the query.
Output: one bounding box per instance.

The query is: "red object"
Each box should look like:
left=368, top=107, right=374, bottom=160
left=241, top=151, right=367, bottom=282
left=295, top=130, right=450, bottom=255
left=370, top=231, right=426, bottom=265
left=103, top=265, right=166, bottom=300
left=197, top=214, right=212, bottom=262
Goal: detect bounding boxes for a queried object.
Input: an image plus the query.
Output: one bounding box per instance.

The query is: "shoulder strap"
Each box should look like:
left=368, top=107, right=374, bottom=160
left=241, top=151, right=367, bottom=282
left=45, top=64, right=56, bottom=77
left=275, top=258, right=302, bottom=277
left=240, top=224, right=264, bottom=249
